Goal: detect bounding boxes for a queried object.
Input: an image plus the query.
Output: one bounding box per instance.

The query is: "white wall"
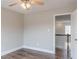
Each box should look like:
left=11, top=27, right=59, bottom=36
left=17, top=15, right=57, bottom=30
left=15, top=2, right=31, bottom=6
left=24, top=11, right=55, bottom=53
left=71, top=10, right=77, bottom=59
left=1, top=8, right=24, bottom=53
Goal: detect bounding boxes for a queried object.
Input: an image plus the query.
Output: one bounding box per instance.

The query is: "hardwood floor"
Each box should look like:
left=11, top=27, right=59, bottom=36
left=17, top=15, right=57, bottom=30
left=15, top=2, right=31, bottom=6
left=55, top=48, right=64, bottom=59
left=1, top=48, right=64, bottom=59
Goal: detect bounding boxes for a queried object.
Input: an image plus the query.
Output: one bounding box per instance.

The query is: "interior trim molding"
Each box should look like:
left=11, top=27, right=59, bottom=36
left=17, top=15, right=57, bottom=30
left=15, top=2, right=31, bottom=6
left=23, top=45, right=55, bottom=54
left=1, top=47, right=22, bottom=56
left=1, top=46, right=55, bottom=56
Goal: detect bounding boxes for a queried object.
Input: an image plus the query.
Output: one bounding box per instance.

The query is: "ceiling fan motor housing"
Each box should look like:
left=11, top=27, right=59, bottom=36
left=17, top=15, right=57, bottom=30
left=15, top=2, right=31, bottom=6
left=21, top=0, right=30, bottom=2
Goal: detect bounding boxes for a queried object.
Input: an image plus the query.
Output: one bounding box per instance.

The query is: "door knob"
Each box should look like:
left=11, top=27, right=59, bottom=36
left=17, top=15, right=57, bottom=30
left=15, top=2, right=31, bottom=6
left=75, top=39, right=77, bottom=41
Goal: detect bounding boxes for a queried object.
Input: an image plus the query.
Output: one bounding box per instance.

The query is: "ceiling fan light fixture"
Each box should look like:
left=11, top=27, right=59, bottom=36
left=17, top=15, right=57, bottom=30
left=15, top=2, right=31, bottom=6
left=9, top=0, right=44, bottom=9
left=26, top=3, right=31, bottom=8
left=21, top=2, right=31, bottom=9
left=21, top=3, right=26, bottom=9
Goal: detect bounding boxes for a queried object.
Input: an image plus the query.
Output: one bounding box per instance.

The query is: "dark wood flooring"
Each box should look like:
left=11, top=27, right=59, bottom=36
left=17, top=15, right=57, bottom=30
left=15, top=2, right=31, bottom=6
left=55, top=48, right=64, bottom=59
left=2, top=48, right=64, bottom=59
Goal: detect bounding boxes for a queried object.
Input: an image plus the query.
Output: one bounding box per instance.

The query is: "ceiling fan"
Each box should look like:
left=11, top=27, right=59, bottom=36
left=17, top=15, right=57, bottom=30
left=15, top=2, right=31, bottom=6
left=9, top=0, right=44, bottom=9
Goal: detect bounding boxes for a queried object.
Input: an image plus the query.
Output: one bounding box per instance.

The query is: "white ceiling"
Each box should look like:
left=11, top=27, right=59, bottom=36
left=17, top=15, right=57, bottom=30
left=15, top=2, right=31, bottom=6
left=1, top=0, right=77, bottom=14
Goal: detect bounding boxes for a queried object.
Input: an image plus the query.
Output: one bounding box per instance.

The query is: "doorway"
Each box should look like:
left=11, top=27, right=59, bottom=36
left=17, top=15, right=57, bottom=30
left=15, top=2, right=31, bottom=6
left=55, top=14, right=71, bottom=59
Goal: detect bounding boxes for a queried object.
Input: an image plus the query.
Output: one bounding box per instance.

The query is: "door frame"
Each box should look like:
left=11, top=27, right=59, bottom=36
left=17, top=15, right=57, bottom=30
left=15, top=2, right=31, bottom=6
left=53, top=12, right=72, bottom=54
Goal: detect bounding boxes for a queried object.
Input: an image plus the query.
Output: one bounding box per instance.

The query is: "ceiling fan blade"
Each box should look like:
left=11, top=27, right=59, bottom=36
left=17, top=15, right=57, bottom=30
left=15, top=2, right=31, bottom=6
left=9, top=3, right=17, bottom=6
left=31, top=0, right=44, bottom=5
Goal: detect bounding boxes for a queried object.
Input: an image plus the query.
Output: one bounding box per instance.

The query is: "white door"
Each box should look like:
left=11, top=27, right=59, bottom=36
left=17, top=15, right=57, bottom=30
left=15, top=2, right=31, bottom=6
left=71, top=10, right=77, bottom=59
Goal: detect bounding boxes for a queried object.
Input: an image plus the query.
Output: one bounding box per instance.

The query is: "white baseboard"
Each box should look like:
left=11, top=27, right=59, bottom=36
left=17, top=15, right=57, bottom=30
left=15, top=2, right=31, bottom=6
left=23, top=45, right=55, bottom=54
left=1, top=46, right=55, bottom=56
left=1, top=47, right=22, bottom=56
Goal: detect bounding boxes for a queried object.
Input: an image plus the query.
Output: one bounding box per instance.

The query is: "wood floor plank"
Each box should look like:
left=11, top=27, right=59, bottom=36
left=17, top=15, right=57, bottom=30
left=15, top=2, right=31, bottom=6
left=1, top=48, right=64, bottom=59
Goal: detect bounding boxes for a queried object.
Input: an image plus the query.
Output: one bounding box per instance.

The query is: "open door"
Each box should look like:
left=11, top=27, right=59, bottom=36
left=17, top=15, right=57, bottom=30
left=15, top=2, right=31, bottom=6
left=55, top=14, right=71, bottom=59
left=71, top=10, right=77, bottom=59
